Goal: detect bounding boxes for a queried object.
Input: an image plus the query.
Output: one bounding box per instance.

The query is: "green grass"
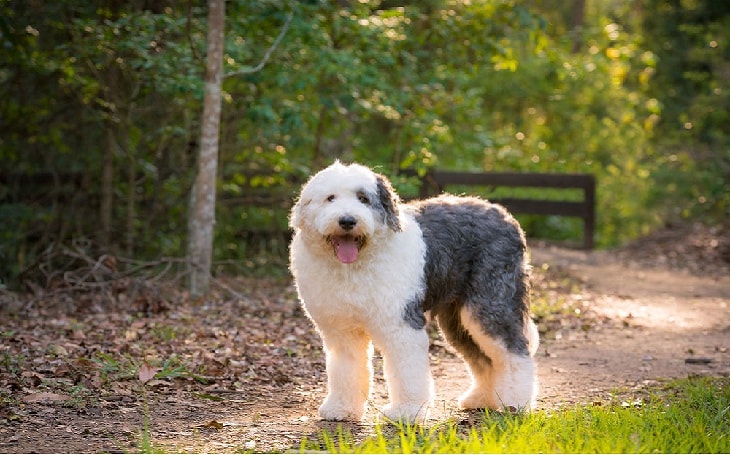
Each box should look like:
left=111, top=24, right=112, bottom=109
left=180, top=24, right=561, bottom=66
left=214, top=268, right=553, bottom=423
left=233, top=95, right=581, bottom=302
left=301, top=377, right=729, bottom=453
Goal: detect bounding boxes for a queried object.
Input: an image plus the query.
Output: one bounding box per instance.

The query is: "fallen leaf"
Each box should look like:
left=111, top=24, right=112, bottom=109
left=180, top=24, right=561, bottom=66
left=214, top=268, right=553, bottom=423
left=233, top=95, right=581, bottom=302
left=145, top=379, right=173, bottom=389
left=0, top=408, right=22, bottom=421
left=21, top=371, right=45, bottom=387
left=201, top=420, right=224, bottom=430
left=685, top=357, right=713, bottom=364
left=137, top=363, right=159, bottom=384
left=192, top=392, right=224, bottom=402
left=47, top=344, right=68, bottom=357
left=23, top=392, right=72, bottom=403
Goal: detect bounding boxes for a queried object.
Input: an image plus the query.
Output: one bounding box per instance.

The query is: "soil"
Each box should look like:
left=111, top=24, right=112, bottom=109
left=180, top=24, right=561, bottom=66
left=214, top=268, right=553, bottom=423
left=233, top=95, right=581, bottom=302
left=1, top=223, right=729, bottom=453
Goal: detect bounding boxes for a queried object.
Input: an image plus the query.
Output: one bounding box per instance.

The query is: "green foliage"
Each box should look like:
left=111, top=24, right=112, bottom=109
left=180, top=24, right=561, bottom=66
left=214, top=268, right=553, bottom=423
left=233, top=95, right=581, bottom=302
left=1, top=0, right=728, bottom=287
left=301, top=377, right=730, bottom=453
left=642, top=0, right=730, bottom=222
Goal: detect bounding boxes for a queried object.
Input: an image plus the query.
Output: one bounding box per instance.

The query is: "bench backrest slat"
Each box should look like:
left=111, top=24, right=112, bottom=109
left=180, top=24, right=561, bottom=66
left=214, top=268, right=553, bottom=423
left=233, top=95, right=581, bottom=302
left=412, top=170, right=596, bottom=249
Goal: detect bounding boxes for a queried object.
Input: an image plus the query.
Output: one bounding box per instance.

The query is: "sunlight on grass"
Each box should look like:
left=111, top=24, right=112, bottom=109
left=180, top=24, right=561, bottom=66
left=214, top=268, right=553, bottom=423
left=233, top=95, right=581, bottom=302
left=300, top=377, right=729, bottom=453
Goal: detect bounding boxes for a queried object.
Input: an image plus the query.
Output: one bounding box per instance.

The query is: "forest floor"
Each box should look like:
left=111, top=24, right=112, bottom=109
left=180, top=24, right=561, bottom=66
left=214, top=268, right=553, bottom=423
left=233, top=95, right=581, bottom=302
left=1, top=223, right=729, bottom=453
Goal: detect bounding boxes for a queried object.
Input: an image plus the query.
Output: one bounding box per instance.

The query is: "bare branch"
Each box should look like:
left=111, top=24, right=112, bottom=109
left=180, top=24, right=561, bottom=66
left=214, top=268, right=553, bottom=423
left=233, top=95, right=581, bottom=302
left=224, top=4, right=295, bottom=78
left=187, top=0, right=205, bottom=69
left=210, top=276, right=246, bottom=301
left=18, top=244, right=251, bottom=309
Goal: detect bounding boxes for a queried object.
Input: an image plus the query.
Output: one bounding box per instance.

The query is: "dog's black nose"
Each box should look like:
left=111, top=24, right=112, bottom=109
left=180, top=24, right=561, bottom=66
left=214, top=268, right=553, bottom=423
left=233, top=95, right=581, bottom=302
left=338, top=216, right=357, bottom=231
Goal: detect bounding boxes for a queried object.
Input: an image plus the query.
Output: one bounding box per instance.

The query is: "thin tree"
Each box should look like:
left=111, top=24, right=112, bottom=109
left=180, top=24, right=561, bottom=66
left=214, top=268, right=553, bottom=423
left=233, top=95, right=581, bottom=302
left=188, top=0, right=225, bottom=297
left=570, top=0, right=586, bottom=53
left=187, top=1, right=294, bottom=297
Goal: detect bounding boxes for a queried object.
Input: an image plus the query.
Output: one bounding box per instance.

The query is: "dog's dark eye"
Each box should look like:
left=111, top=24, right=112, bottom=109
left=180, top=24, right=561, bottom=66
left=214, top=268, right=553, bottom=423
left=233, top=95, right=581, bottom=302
left=326, top=195, right=335, bottom=202
left=357, top=193, right=370, bottom=205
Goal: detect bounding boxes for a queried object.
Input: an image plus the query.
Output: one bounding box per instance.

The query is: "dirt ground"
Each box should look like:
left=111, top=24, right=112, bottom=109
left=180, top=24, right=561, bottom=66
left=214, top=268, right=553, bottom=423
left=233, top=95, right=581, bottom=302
left=1, top=223, right=729, bottom=453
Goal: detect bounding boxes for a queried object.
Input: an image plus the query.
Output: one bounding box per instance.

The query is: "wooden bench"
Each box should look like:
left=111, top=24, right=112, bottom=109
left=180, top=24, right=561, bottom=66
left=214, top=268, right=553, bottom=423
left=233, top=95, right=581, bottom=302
left=408, top=170, right=596, bottom=249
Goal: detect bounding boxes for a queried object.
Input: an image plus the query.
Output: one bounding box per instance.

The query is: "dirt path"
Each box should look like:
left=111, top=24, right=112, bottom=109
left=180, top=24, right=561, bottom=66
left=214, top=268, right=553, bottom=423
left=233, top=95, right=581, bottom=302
left=529, top=246, right=729, bottom=407
left=391, top=245, right=730, bottom=419
left=1, top=244, right=729, bottom=453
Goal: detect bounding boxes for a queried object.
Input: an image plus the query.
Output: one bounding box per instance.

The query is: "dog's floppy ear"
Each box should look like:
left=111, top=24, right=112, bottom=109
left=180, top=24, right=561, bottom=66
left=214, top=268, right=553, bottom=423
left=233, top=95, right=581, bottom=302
left=376, top=174, right=402, bottom=232
left=289, top=196, right=309, bottom=230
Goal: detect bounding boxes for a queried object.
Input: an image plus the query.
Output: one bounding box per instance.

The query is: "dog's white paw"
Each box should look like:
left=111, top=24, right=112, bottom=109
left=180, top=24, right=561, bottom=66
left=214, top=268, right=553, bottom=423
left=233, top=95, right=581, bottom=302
left=458, top=387, right=534, bottom=412
left=382, top=403, right=428, bottom=423
left=458, top=387, right=494, bottom=410
left=318, top=401, right=365, bottom=421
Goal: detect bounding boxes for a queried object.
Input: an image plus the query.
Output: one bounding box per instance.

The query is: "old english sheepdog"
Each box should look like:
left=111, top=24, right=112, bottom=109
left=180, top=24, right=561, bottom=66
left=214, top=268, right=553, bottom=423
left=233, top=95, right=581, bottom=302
left=289, top=161, right=539, bottom=422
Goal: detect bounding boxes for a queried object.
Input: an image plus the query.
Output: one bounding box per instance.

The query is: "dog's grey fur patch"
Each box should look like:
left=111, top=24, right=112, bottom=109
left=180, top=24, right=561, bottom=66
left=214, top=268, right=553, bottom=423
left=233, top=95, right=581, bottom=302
left=374, top=175, right=402, bottom=232
left=410, top=196, right=531, bottom=361
left=402, top=295, right=427, bottom=330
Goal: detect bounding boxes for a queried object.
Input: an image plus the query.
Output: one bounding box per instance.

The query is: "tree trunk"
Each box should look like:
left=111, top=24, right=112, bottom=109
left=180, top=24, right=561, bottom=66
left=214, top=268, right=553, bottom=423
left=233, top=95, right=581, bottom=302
left=100, top=126, right=114, bottom=249
left=188, top=0, right=225, bottom=297
left=126, top=153, right=136, bottom=258
left=571, top=0, right=586, bottom=54
left=312, top=104, right=327, bottom=170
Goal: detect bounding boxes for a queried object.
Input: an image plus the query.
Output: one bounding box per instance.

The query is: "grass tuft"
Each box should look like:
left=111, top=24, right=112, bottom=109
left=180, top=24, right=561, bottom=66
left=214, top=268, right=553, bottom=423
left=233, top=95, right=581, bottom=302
left=300, top=376, right=729, bottom=453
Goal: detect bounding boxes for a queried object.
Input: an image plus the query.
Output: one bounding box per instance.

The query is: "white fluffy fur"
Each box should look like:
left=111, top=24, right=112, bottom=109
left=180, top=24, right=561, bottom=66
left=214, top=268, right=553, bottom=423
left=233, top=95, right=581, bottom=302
left=290, top=163, right=433, bottom=421
left=457, top=307, right=539, bottom=411
left=290, top=162, right=538, bottom=422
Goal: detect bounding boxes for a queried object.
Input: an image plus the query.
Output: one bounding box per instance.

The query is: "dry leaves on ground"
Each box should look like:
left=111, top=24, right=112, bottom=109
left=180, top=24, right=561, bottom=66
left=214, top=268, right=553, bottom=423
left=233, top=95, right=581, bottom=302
left=1, top=222, right=728, bottom=452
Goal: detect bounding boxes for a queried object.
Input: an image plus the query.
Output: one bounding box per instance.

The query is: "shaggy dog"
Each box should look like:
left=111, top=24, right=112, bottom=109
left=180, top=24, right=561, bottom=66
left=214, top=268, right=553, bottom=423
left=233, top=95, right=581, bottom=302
left=289, top=161, right=539, bottom=422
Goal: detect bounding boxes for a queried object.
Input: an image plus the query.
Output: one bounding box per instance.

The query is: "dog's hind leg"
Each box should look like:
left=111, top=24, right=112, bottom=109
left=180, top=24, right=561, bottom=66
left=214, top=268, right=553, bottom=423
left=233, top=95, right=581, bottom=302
left=318, top=328, right=373, bottom=421
left=457, top=306, right=538, bottom=411
left=435, top=306, right=500, bottom=410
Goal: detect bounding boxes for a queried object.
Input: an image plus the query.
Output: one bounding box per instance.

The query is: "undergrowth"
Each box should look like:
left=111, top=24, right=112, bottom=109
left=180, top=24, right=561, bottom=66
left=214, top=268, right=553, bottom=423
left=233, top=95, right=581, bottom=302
left=300, top=376, right=729, bottom=453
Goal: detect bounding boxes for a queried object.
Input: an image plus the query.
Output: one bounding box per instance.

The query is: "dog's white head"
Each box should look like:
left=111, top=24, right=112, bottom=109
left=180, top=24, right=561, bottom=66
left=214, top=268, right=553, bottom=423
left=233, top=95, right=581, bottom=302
left=290, top=161, right=401, bottom=264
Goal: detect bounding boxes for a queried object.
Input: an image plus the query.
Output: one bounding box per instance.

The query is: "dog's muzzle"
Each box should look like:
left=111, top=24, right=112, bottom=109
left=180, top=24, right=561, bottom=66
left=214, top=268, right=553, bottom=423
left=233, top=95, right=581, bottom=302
left=327, top=231, right=365, bottom=264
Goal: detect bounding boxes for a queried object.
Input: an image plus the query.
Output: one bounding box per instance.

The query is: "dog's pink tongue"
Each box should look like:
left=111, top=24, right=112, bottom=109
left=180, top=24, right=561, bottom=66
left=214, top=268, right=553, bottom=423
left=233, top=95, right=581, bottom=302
left=334, top=237, right=359, bottom=264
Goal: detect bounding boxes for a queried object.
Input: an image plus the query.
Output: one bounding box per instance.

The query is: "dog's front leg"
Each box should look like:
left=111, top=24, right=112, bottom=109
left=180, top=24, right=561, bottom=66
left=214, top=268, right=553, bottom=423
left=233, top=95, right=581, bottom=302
left=318, top=328, right=373, bottom=421
left=374, top=327, right=434, bottom=423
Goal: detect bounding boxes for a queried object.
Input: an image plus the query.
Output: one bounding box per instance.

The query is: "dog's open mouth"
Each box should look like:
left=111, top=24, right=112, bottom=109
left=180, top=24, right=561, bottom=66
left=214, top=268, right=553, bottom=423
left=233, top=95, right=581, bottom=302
left=327, top=235, right=365, bottom=264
